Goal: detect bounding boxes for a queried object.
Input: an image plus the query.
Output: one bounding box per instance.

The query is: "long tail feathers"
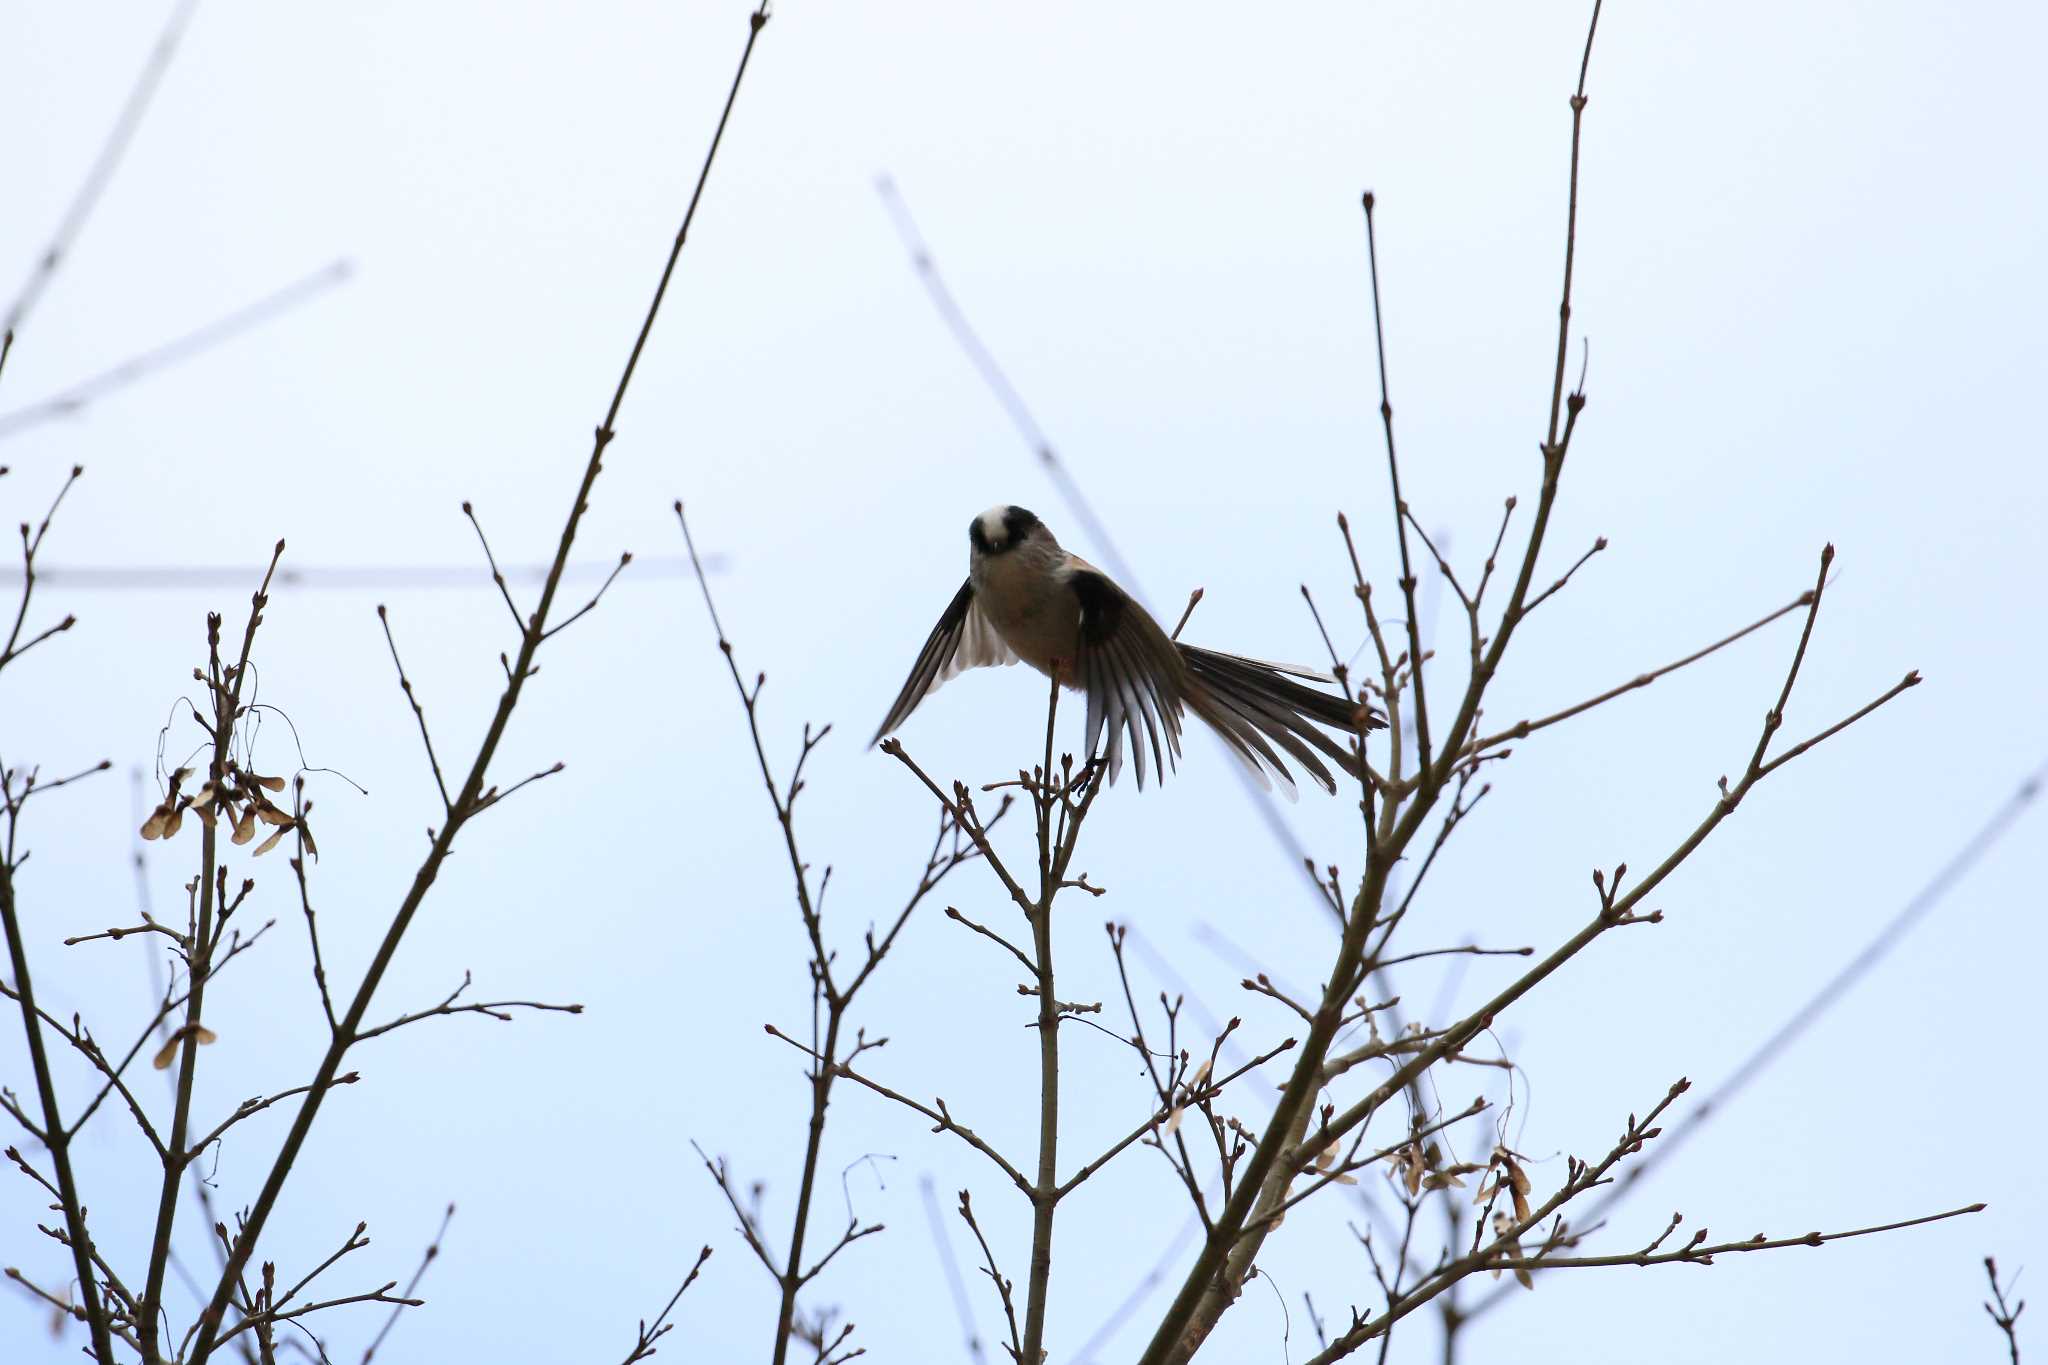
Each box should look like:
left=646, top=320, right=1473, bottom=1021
left=1178, top=646, right=1383, bottom=797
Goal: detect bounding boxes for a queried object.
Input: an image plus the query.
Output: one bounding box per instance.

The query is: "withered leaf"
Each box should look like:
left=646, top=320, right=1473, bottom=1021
left=1396, top=1143, right=1424, bottom=1197
left=1499, top=1149, right=1533, bottom=1223
left=151, top=1024, right=220, bottom=1071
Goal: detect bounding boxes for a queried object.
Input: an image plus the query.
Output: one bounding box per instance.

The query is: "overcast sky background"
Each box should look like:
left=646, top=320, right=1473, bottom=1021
left=4, top=2, right=2045, bottom=1361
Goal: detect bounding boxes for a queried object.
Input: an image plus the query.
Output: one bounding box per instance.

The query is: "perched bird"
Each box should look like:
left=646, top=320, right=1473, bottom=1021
left=872, top=506, right=1383, bottom=795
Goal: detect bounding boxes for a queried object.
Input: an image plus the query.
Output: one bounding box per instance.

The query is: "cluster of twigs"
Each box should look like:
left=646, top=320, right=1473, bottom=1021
left=680, top=498, right=1004, bottom=1365
left=857, top=361, right=2044, bottom=1365
left=0, top=4, right=776, bottom=1361
left=676, top=5, right=1986, bottom=1364
left=4, top=0, right=2027, bottom=1361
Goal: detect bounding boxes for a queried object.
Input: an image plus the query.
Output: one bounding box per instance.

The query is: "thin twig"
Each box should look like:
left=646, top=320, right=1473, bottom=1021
left=350, top=971, right=581, bottom=1043
left=817, top=1044, right=1031, bottom=1195
left=375, top=604, right=452, bottom=813
left=1362, top=191, right=1433, bottom=775
left=1489, top=1203, right=1985, bottom=1274
left=1461, top=588, right=1814, bottom=759
left=461, top=501, right=526, bottom=631
left=1457, top=757, right=2046, bottom=1330
left=3, top=464, right=83, bottom=669
left=622, top=1247, right=713, bottom=1365
left=542, top=551, right=632, bottom=640
left=920, top=1175, right=988, bottom=1363
left=0, top=805, right=118, bottom=1361
left=957, top=1190, right=1022, bottom=1365
left=1984, top=1256, right=2025, bottom=1365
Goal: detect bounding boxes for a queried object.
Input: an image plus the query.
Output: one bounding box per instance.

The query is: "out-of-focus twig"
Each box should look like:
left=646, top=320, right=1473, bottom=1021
left=0, top=260, right=351, bottom=441
left=875, top=174, right=1138, bottom=592
left=359, top=1202, right=454, bottom=1364
left=3, top=554, right=723, bottom=592
left=6, top=0, right=203, bottom=338
left=921, top=1175, right=988, bottom=1364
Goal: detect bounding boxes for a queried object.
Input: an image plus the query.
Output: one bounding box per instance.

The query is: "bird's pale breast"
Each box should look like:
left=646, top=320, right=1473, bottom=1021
left=972, top=543, right=1080, bottom=678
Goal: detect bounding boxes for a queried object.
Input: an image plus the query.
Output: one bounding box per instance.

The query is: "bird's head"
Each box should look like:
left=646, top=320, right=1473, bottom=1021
left=969, top=505, right=1045, bottom=558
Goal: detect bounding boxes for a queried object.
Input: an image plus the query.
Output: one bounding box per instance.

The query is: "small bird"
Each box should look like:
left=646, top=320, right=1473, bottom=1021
left=872, top=506, right=1384, bottom=795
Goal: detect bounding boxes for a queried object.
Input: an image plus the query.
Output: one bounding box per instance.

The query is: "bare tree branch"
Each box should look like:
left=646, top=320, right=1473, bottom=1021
left=181, top=9, right=775, bottom=1354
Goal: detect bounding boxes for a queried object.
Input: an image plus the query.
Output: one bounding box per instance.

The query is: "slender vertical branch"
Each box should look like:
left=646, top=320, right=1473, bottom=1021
left=140, top=544, right=283, bottom=1361
left=1020, top=673, right=1064, bottom=1365
left=1983, top=1256, right=2024, bottom=1365
left=1415, top=0, right=1604, bottom=791
left=1361, top=192, right=1432, bottom=777
left=0, top=459, right=111, bottom=1363
left=0, top=825, right=117, bottom=1364
left=770, top=1007, right=839, bottom=1365
left=921, top=1175, right=988, bottom=1363
left=1544, top=1, right=1604, bottom=453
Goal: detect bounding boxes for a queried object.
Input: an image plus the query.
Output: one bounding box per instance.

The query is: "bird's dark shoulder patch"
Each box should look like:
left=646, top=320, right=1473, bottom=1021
left=1068, top=568, right=1126, bottom=646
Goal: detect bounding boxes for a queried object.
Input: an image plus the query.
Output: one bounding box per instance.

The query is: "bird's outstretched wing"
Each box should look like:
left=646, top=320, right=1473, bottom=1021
left=1067, top=567, right=1188, bottom=790
left=1069, top=562, right=1378, bottom=798
left=871, top=578, right=1019, bottom=745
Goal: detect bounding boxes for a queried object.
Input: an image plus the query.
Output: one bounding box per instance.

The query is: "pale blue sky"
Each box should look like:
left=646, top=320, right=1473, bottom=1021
left=3, top=3, right=2044, bottom=1361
